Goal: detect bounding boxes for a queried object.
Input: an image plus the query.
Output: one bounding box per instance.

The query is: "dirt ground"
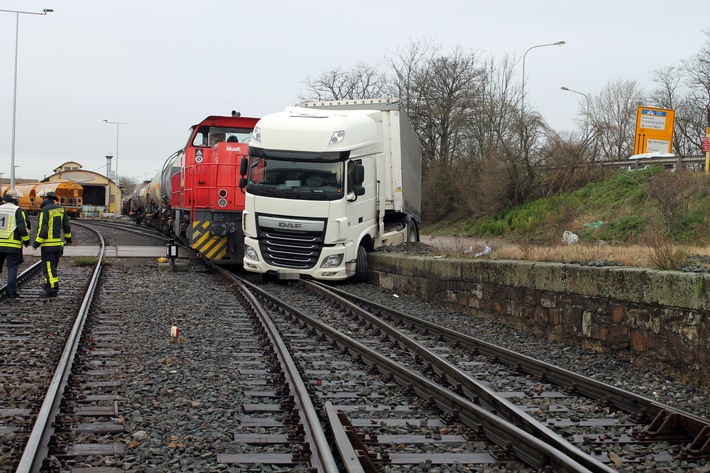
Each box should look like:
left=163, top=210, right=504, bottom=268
left=420, top=235, right=498, bottom=254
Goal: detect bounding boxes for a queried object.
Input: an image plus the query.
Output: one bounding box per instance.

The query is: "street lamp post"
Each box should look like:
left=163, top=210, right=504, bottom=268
left=0, top=8, right=53, bottom=191
left=521, top=41, right=565, bottom=120
left=103, top=120, right=129, bottom=219
left=105, top=154, right=113, bottom=212
left=561, top=86, right=591, bottom=135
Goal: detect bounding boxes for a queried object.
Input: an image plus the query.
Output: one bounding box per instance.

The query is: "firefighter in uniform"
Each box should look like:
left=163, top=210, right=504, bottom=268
left=33, top=190, right=72, bottom=297
left=0, top=190, right=31, bottom=298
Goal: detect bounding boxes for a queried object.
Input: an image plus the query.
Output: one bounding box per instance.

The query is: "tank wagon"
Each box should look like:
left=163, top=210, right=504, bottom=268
left=6, top=182, right=83, bottom=218
left=131, top=114, right=259, bottom=264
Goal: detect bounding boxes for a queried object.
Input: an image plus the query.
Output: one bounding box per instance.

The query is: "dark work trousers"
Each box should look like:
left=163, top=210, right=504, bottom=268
left=0, top=252, right=23, bottom=295
left=40, top=248, right=62, bottom=295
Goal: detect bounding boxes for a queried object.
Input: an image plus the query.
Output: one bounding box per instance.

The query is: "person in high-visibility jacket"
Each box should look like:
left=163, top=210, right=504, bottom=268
left=0, top=190, right=31, bottom=298
left=33, top=190, right=72, bottom=297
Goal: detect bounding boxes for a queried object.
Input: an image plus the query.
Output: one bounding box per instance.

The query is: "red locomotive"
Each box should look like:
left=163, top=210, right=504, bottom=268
left=131, top=114, right=259, bottom=264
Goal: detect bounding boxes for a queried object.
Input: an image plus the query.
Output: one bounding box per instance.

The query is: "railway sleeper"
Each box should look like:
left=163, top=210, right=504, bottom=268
left=328, top=403, right=509, bottom=469
left=53, top=442, right=125, bottom=457
left=216, top=452, right=308, bottom=466
left=220, top=428, right=314, bottom=467
left=683, top=425, right=710, bottom=459
left=637, top=409, right=710, bottom=459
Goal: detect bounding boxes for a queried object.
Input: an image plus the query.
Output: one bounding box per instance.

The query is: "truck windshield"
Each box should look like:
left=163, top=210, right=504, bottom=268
left=247, top=157, right=344, bottom=200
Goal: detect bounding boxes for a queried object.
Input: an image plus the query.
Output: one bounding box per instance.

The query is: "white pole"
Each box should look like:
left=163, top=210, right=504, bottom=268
left=0, top=8, right=53, bottom=191
left=103, top=120, right=129, bottom=219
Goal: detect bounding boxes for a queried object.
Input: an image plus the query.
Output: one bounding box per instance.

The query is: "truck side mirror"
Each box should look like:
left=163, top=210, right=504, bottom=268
left=239, top=156, right=248, bottom=177
left=239, top=177, right=247, bottom=189
left=354, top=186, right=365, bottom=196
left=354, top=164, right=364, bottom=185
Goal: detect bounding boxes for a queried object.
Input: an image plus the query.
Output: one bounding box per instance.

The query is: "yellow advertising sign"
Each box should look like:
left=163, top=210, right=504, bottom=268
left=633, top=107, right=675, bottom=154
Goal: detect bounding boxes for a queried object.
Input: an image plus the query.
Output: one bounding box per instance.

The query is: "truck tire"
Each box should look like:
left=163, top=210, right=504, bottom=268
left=407, top=221, right=419, bottom=242
left=353, top=245, right=368, bottom=283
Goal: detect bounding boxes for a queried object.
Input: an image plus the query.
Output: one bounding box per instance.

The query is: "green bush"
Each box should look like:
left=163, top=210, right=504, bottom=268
left=449, top=167, right=710, bottom=245
left=594, top=215, right=646, bottom=242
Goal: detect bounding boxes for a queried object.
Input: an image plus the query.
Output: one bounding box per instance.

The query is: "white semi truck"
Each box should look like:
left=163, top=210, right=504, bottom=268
left=239, top=98, right=422, bottom=281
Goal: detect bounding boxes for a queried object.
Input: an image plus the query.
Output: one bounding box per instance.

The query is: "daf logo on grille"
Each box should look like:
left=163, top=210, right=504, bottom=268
left=259, top=216, right=324, bottom=232
left=279, top=222, right=302, bottom=229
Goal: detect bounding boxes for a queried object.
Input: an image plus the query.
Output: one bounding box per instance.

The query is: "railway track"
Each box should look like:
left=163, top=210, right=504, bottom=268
left=74, top=218, right=171, bottom=244
left=229, top=273, right=568, bottom=472
left=1, top=220, right=707, bottom=471
left=0, top=220, right=169, bottom=471
left=240, top=276, right=710, bottom=472
left=0, top=222, right=106, bottom=471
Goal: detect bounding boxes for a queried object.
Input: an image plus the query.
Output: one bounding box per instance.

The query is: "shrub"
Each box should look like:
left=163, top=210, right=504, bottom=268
left=644, top=229, right=689, bottom=270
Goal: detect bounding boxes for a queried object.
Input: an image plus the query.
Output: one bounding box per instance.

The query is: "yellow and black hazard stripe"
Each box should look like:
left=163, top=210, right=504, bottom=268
left=190, top=221, right=228, bottom=261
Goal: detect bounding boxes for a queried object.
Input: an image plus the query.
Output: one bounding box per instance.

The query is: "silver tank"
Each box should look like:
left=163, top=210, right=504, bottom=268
left=159, top=151, right=180, bottom=207
left=132, top=181, right=150, bottom=212
left=147, top=169, right=163, bottom=212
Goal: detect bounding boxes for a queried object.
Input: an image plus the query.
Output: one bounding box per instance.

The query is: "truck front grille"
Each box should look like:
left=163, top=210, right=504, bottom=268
left=259, top=231, right=323, bottom=269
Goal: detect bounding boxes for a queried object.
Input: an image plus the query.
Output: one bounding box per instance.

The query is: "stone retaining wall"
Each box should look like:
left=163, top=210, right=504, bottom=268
left=368, top=254, right=710, bottom=385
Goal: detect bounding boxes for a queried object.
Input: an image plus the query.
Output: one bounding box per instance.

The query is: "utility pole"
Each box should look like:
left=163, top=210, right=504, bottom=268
left=0, top=8, right=53, bottom=191
left=103, top=120, right=130, bottom=219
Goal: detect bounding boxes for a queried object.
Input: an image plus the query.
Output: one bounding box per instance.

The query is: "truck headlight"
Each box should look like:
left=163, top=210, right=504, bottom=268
left=329, top=130, right=345, bottom=145
left=320, top=254, right=343, bottom=268
left=245, top=244, right=259, bottom=261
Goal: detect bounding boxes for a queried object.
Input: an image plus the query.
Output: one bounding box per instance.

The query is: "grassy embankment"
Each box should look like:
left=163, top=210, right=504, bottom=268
left=421, top=166, right=710, bottom=270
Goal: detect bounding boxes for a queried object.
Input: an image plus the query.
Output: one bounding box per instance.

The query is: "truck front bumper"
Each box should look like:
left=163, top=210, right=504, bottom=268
left=243, top=237, right=352, bottom=281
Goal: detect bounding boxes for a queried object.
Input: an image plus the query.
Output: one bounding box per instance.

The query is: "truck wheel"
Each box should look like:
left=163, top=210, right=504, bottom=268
left=407, top=222, right=419, bottom=242
left=353, top=245, right=368, bottom=283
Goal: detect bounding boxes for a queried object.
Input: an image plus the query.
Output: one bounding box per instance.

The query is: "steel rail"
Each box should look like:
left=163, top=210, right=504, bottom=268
left=216, top=268, right=339, bottom=472
left=323, top=401, right=371, bottom=473
left=0, top=260, right=41, bottom=296
left=305, top=280, right=616, bottom=472
left=78, top=218, right=170, bottom=241
left=16, top=222, right=106, bottom=472
left=239, top=277, right=597, bottom=473
left=315, top=281, right=710, bottom=439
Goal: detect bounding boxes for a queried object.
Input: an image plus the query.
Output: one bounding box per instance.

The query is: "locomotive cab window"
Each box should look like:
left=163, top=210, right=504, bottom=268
left=193, top=126, right=253, bottom=148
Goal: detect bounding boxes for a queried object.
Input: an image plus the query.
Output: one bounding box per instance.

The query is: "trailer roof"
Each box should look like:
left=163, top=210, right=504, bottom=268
left=299, top=98, right=402, bottom=111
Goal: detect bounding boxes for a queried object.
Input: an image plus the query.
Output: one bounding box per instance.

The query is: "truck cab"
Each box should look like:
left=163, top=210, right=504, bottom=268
left=240, top=98, right=421, bottom=281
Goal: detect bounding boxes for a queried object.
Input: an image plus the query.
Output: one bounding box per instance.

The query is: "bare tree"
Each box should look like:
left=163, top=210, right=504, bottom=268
left=387, top=44, right=561, bottom=217
left=408, top=46, right=484, bottom=168
left=649, top=65, right=693, bottom=155
left=651, top=65, right=684, bottom=110
left=469, top=54, right=539, bottom=210
left=468, top=55, right=519, bottom=161
left=299, top=62, right=390, bottom=101
left=403, top=46, right=485, bottom=218
left=385, top=38, right=439, bottom=112
left=536, top=130, right=601, bottom=197
left=119, top=175, right=139, bottom=195
left=293, top=31, right=710, bottom=227
left=681, top=30, right=710, bottom=153
left=590, top=78, right=646, bottom=160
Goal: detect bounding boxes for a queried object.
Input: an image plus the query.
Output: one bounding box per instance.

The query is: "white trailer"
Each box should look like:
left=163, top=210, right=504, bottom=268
left=239, top=98, right=422, bottom=281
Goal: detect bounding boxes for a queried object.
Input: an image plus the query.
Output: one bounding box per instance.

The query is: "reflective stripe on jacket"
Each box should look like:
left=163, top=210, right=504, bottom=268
left=35, top=200, right=72, bottom=248
left=0, top=203, right=30, bottom=251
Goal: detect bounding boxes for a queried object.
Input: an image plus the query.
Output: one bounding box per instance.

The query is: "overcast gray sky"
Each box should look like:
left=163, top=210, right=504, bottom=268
left=1, top=0, right=707, bottom=183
